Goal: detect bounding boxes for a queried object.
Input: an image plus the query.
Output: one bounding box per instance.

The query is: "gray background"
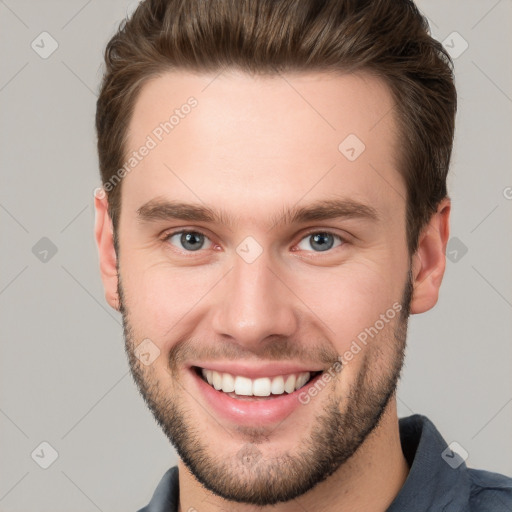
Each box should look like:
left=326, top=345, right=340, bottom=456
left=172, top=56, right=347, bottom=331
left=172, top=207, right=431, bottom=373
left=1, top=1, right=511, bottom=511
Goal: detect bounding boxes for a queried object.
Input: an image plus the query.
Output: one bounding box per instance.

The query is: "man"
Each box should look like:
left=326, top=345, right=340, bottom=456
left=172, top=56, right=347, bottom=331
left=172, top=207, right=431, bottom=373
left=94, top=0, right=511, bottom=510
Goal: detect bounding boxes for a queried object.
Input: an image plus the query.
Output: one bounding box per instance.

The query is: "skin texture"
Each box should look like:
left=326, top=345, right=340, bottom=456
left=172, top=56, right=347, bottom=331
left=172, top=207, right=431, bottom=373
left=95, top=70, right=450, bottom=512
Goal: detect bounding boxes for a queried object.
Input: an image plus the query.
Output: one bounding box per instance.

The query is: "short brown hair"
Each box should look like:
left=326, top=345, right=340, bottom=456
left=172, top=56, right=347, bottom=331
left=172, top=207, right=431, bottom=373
left=96, top=0, right=456, bottom=255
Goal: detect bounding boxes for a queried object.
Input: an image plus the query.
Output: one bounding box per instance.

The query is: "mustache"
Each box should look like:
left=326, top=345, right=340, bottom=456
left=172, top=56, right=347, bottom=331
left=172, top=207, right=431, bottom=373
left=167, top=336, right=341, bottom=373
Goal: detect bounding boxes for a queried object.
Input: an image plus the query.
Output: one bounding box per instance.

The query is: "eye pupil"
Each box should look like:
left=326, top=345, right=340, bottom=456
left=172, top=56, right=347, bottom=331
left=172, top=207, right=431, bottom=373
left=171, top=231, right=340, bottom=254
left=310, top=232, right=334, bottom=252
left=181, top=232, right=204, bottom=251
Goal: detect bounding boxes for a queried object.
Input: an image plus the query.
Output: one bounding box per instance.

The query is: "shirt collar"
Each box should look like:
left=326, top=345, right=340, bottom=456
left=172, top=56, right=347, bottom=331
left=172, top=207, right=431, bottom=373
left=387, top=414, right=471, bottom=511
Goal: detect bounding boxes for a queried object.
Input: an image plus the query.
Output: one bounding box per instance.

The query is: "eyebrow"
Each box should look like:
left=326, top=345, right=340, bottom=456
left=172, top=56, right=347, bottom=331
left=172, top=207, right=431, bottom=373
left=136, top=197, right=379, bottom=230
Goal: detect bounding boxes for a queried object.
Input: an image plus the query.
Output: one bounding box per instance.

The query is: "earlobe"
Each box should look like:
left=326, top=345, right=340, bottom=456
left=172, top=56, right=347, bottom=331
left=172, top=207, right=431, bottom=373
left=94, top=190, right=120, bottom=311
left=410, top=198, right=451, bottom=314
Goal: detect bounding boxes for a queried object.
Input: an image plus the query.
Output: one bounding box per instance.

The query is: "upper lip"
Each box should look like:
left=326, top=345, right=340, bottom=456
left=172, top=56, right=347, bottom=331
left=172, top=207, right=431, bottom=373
left=190, top=362, right=325, bottom=379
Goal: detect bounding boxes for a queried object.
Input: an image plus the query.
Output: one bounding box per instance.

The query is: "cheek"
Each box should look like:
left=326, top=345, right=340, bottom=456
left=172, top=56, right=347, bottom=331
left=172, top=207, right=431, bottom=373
left=121, top=261, right=217, bottom=348
left=292, top=262, right=404, bottom=353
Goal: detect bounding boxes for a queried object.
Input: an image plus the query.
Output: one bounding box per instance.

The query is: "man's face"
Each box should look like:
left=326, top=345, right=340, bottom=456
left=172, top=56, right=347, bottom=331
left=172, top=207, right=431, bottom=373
left=114, top=70, right=412, bottom=505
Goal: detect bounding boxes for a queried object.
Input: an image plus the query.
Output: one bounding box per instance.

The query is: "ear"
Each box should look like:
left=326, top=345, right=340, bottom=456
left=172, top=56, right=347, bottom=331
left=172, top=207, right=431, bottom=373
left=410, top=197, right=451, bottom=314
left=94, top=189, right=120, bottom=311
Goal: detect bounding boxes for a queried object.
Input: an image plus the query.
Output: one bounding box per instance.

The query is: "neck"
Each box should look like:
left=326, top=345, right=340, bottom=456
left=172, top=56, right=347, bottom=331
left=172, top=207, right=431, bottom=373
left=178, top=397, right=409, bottom=512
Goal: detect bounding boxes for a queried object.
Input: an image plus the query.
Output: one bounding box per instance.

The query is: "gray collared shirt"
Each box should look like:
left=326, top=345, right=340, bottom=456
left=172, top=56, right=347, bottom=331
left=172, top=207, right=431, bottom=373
left=137, top=415, right=512, bottom=511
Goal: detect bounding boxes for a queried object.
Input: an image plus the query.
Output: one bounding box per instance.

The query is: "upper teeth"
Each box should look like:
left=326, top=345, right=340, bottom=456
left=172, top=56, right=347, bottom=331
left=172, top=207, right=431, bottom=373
left=201, top=369, right=311, bottom=396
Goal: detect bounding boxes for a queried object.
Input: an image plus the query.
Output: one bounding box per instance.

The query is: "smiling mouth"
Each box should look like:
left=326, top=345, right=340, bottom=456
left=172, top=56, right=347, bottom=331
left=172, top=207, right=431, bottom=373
left=193, top=366, right=322, bottom=400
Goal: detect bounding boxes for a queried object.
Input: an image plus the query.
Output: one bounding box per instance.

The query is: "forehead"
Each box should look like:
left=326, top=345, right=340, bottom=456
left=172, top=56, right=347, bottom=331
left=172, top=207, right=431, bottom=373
left=122, top=69, right=404, bottom=227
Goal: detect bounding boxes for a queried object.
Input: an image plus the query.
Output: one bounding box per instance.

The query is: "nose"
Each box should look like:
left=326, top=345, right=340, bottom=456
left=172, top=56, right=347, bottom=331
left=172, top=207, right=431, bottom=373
left=210, top=250, right=299, bottom=350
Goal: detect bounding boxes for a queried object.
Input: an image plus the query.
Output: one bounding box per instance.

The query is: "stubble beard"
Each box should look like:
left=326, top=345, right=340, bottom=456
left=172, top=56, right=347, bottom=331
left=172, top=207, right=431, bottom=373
left=118, top=266, right=413, bottom=506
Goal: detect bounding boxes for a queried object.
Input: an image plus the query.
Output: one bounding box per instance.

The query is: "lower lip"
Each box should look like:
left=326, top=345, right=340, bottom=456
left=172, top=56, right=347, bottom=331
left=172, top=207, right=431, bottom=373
left=190, top=368, right=323, bottom=426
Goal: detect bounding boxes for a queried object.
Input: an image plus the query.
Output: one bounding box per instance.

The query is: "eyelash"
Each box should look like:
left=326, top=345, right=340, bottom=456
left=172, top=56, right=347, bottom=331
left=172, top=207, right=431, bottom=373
left=161, top=228, right=348, bottom=256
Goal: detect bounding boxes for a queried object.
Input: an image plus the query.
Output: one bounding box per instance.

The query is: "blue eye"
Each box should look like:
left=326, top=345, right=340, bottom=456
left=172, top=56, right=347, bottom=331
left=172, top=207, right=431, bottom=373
left=166, top=231, right=213, bottom=252
left=163, top=230, right=344, bottom=254
left=296, top=232, right=343, bottom=252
